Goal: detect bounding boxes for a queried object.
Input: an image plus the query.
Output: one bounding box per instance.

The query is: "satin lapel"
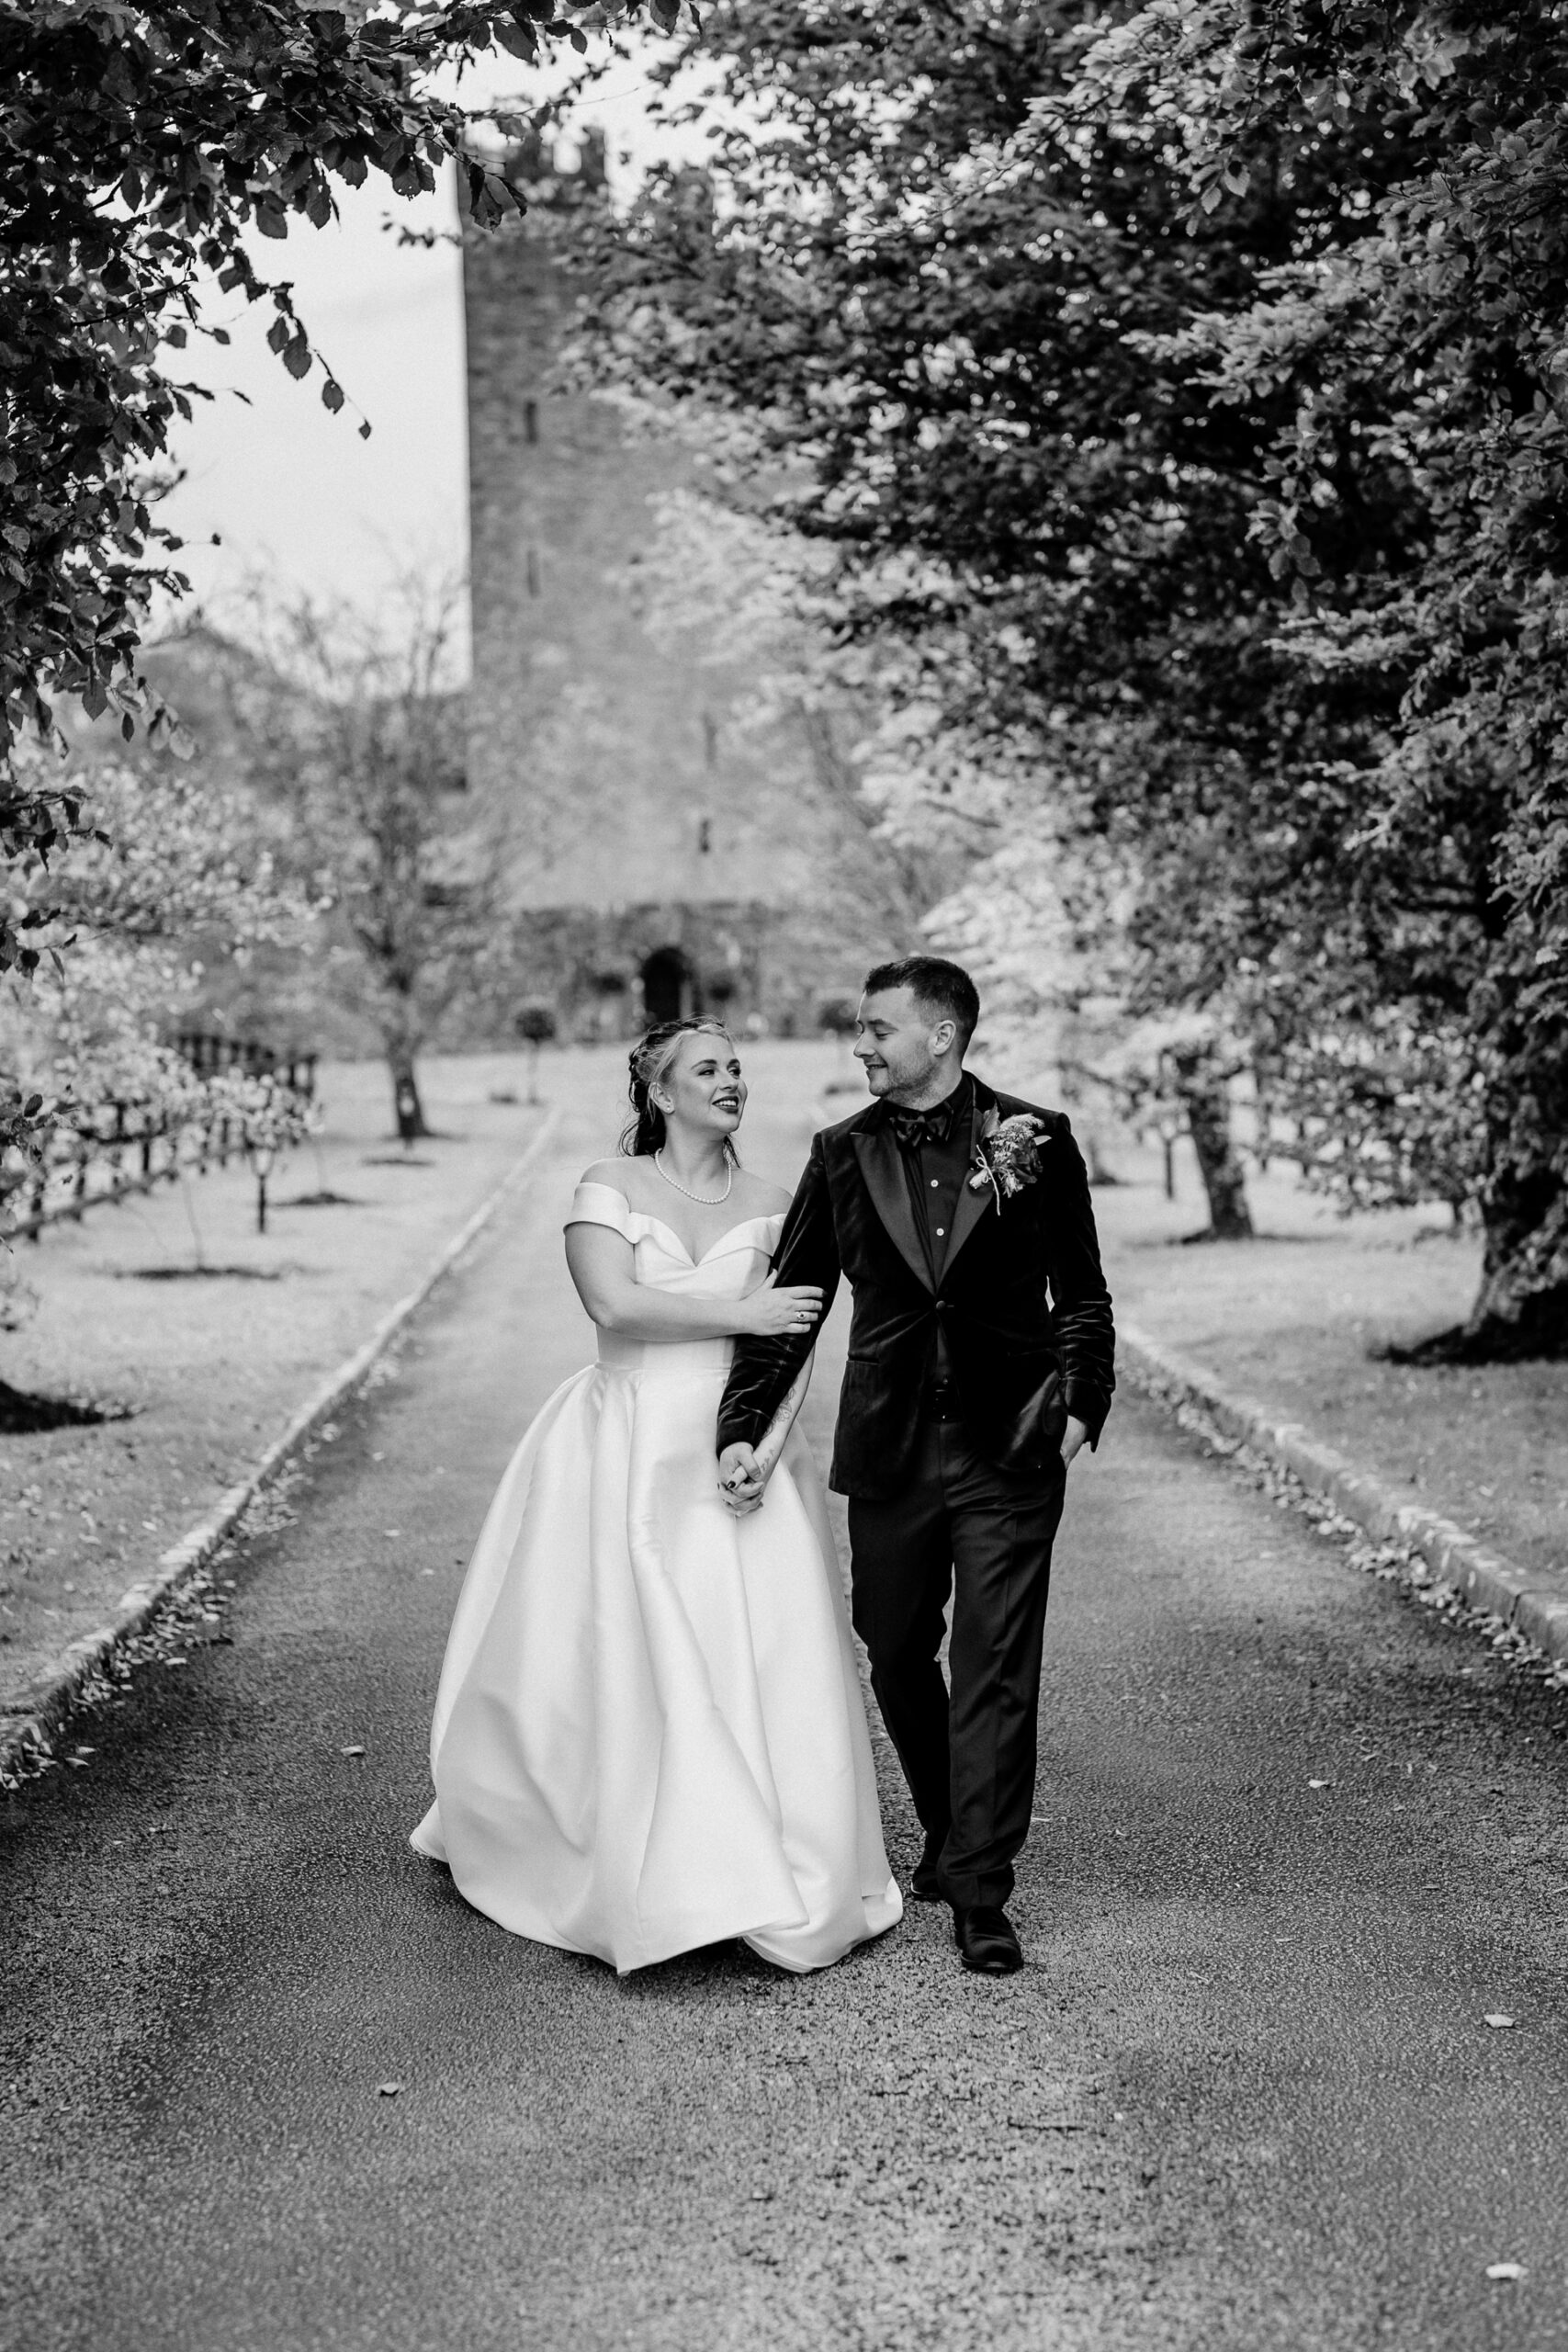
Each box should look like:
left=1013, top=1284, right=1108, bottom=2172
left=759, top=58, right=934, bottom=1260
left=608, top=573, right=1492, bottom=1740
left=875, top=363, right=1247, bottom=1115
left=940, top=1079, right=995, bottom=1283
left=852, top=1124, right=933, bottom=1295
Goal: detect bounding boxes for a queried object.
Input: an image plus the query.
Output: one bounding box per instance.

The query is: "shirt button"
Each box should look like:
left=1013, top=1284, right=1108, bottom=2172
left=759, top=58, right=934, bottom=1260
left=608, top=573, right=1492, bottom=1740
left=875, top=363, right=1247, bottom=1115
left=930, top=1179, right=939, bottom=1188
left=935, top=1227, right=946, bottom=1238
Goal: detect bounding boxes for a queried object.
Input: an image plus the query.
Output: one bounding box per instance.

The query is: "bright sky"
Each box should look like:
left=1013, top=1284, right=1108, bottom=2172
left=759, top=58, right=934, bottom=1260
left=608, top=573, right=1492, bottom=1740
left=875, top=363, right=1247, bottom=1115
left=160, top=55, right=704, bottom=673
left=161, top=170, right=468, bottom=636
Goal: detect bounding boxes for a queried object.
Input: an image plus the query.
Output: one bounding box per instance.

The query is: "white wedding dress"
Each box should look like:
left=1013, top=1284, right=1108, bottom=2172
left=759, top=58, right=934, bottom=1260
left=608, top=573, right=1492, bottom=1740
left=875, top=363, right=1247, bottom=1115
left=411, top=1181, right=902, bottom=1974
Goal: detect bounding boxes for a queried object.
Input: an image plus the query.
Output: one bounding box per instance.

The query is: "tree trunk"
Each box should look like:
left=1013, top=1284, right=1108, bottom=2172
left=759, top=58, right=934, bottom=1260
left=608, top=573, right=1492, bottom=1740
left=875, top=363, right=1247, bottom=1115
left=1394, top=1170, right=1568, bottom=1363
left=388, top=1048, right=431, bottom=1143
left=1177, top=1071, right=1254, bottom=1239
left=794, top=701, right=939, bottom=948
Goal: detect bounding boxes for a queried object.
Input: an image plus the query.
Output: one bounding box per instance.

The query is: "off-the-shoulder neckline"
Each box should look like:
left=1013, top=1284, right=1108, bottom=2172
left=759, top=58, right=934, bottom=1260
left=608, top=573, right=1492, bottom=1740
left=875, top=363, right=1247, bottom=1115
left=572, top=1179, right=784, bottom=1269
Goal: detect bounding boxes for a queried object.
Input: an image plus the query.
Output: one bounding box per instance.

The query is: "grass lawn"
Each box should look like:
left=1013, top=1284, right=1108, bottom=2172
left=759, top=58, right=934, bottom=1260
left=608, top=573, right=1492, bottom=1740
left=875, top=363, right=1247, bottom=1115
left=1095, top=1137, right=1568, bottom=1590
left=0, top=1052, right=547, bottom=1713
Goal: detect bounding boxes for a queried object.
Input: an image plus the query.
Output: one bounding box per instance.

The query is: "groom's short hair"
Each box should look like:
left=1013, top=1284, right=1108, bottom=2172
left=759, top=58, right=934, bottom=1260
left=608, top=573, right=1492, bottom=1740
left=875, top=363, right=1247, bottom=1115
left=863, top=956, right=980, bottom=1048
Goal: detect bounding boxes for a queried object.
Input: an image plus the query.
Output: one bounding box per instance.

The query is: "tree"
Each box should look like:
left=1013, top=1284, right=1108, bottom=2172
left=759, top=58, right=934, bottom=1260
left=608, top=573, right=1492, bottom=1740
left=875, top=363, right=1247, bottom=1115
left=1107, top=0, right=1568, bottom=1354
left=0, top=735, right=308, bottom=1142
left=859, top=684, right=1254, bottom=1225
left=231, top=582, right=513, bottom=1137
left=571, top=0, right=1568, bottom=1355
left=513, top=998, right=556, bottom=1103
left=0, top=0, right=674, bottom=1007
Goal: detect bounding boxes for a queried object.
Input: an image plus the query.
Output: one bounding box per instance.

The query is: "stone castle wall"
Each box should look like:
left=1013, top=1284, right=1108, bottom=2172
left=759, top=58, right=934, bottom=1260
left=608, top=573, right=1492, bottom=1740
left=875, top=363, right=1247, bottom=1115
left=463, top=142, right=914, bottom=1038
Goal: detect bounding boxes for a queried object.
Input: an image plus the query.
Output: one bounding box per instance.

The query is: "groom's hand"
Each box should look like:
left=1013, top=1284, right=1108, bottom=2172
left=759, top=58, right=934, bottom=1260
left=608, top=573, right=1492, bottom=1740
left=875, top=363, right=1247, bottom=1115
left=1059, top=1415, right=1089, bottom=1469
left=718, top=1442, right=764, bottom=1516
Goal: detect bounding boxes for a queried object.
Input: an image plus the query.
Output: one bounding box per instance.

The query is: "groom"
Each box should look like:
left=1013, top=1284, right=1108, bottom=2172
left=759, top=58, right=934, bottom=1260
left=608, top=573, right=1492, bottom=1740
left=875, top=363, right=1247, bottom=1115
left=716, top=956, right=1115, bottom=1975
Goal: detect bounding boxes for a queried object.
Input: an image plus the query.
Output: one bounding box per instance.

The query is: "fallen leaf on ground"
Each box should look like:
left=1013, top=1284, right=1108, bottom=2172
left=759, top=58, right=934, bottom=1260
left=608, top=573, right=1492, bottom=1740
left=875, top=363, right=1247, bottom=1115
left=1483, top=2013, right=1517, bottom=2030
left=378, top=2082, right=403, bottom=2098
left=1484, top=2263, right=1525, bottom=2282
left=340, top=1744, right=366, bottom=1758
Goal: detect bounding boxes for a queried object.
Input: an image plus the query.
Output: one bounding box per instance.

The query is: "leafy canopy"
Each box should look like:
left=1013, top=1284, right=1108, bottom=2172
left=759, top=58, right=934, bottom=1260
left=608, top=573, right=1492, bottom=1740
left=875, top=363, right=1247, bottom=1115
left=0, top=0, right=674, bottom=994
left=576, top=0, right=1568, bottom=1345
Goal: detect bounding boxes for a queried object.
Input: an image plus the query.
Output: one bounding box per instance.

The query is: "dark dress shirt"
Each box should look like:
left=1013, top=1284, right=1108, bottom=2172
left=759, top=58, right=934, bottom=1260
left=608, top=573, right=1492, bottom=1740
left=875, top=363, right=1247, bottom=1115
left=889, top=1073, right=974, bottom=1384
left=893, top=1077, right=968, bottom=1298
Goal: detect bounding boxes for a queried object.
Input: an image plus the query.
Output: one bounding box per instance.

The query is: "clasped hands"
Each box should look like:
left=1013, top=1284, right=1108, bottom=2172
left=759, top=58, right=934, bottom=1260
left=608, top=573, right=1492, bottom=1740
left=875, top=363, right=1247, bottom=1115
left=717, top=1440, right=766, bottom=1517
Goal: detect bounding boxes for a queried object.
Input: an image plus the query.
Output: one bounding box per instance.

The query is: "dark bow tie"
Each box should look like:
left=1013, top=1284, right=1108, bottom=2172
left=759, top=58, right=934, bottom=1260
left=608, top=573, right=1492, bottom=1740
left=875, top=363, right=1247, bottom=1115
left=888, top=1094, right=962, bottom=1150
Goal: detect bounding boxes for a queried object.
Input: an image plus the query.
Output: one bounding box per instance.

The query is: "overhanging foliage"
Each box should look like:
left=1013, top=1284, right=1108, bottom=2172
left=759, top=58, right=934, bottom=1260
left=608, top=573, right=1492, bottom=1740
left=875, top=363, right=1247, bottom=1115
left=571, top=0, right=1568, bottom=1352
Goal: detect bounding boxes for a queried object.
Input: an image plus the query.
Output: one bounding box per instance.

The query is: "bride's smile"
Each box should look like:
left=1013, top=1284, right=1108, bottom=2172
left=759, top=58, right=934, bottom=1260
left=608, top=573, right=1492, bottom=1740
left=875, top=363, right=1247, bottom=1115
left=654, top=1038, right=748, bottom=1142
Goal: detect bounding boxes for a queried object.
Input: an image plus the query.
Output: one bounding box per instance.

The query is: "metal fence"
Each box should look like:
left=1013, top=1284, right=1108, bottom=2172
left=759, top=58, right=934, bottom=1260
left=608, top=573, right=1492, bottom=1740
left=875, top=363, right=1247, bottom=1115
left=0, top=1037, right=318, bottom=1243
left=171, top=1032, right=318, bottom=1092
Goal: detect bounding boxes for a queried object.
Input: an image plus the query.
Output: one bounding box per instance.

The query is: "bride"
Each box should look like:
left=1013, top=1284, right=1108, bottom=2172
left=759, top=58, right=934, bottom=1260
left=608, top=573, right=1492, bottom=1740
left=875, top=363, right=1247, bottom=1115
left=411, top=1016, right=902, bottom=1973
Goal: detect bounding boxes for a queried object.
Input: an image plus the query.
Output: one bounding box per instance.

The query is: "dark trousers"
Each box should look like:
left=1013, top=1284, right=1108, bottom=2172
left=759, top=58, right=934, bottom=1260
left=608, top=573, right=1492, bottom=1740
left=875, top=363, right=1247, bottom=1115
left=847, top=1416, right=1065, bottom=1910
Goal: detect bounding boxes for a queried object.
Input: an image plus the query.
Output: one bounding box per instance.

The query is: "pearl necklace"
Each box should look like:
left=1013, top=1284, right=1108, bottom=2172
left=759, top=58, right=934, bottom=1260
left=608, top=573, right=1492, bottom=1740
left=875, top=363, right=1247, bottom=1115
left=654, top=1148, right=733, bottom=1205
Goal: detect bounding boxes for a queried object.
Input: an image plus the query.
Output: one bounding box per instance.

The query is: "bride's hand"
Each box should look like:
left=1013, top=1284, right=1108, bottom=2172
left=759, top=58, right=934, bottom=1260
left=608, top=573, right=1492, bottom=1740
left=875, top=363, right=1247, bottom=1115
left=737, top=1275, right=824, bottom=1340
left=717, top=1442, right=765, bottom=1515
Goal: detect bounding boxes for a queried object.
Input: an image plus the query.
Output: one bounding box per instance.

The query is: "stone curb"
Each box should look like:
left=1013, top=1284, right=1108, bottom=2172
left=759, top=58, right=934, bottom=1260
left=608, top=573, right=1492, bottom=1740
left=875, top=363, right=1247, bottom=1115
left=0, top=1105, right=564, bottom=1784
left=1119, top=1319, right=1568, bottom=1666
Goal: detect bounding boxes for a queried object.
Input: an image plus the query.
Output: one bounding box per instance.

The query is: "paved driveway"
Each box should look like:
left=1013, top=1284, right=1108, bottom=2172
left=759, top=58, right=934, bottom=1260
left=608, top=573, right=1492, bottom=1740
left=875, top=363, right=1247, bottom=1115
left=3, top=1045, right=1565, bottom=2350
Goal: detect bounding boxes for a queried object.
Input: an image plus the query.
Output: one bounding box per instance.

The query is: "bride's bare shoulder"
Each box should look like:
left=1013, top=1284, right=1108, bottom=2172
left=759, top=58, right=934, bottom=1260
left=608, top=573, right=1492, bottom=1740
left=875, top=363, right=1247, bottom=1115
left=735, top=1170, right=795, bottom=1217
left=577, top=1158, right=636, bottom=1199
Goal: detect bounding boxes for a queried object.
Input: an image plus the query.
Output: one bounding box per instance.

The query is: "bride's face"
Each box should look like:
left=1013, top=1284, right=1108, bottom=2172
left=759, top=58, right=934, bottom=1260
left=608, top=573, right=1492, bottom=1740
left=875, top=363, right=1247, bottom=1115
left=654, top=1031, right=747, bottom=1143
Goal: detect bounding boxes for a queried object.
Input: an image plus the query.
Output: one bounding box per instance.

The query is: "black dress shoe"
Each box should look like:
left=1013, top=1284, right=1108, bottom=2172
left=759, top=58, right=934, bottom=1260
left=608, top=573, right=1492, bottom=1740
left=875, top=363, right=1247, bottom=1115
left=953, top=1905, right=1023, bottom=1974
left=910, top=1827, right=950, bottom=1903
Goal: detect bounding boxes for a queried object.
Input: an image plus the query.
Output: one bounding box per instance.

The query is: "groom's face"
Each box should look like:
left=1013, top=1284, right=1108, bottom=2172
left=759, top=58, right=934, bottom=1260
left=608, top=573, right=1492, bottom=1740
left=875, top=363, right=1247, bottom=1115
left=853, top=987, right=957, bottom=1101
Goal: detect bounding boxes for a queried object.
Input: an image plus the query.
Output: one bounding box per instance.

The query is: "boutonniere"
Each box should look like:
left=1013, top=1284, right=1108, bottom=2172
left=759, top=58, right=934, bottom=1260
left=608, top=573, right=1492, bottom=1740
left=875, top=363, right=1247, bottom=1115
left=968, top=1109, right=1050, bottom=1207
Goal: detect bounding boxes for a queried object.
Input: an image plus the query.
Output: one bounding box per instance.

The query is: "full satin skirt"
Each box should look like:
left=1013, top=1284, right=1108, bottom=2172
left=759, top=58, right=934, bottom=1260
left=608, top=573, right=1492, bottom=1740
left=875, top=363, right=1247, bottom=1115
left=411, top=1361, right=902, bottom=1973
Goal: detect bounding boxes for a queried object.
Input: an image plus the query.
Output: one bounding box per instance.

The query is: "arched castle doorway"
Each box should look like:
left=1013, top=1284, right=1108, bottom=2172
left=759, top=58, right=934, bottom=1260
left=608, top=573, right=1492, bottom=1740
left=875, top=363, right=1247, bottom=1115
left=640, top=945, right=695, bottom=1025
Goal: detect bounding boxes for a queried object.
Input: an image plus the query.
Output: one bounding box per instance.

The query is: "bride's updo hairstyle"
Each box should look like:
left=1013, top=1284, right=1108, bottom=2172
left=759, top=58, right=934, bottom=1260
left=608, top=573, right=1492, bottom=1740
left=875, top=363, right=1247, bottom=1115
left=620, top=1017, right=738, bottom=1159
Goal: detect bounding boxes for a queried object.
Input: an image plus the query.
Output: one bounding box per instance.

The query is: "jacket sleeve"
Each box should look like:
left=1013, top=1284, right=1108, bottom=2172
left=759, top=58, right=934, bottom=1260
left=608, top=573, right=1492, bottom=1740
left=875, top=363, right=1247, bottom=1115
left=716, top=1132, right=841, bottom=1453
left=1045, top=1114, right=1116, bottom=1446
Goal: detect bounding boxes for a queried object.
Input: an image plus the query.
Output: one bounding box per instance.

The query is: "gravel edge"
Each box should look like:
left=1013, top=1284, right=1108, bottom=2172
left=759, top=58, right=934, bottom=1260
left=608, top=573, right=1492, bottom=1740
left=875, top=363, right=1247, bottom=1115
left=0, top=1106, right=563, bottom=1785
left=1120, top=1319, right=1568, bottom=1666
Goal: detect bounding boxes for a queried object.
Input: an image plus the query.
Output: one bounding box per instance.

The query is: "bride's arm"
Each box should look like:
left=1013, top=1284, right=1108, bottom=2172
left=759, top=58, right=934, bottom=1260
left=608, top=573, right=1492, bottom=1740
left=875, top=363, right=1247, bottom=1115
left=566, top=1225, right=824, bottom=1346
left=720, top=1351, right=813, bottom=1515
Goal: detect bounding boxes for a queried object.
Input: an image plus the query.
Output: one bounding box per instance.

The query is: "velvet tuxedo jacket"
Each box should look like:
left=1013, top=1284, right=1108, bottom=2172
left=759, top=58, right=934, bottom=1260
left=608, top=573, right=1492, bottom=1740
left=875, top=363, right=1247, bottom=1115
left=717, top=1079, right=1116, bottom=1500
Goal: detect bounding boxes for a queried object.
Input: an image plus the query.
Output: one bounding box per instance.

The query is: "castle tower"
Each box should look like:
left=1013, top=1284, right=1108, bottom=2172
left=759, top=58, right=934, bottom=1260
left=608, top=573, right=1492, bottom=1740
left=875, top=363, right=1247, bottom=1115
left=463, top=139, right=908, bottom=1037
